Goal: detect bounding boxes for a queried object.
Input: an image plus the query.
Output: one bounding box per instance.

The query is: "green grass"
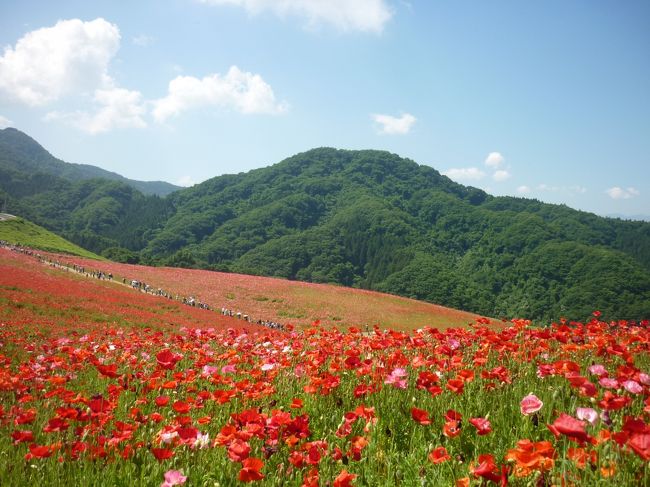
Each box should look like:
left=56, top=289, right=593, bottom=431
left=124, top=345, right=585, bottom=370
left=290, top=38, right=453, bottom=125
left=0, top=217, right=102, bottom=259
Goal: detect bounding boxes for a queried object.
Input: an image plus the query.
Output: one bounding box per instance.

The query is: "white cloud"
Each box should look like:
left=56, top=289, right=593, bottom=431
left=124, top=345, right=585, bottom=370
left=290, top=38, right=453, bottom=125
left=443, top=167, right=486, bottom=182
left=200, top=0, right=392, bottom=33
left=152, top=66, right=287, bottom=122
left=516, top=185, right=531, bottom=194
left=0, top=114, right=13, bottom=128
left=132, top=34, right=154, bottom=47
left=484, top=151, right=504, bottom=168
left=537, top=184, right=587, bottom=194
left=176, top=175, right=196, bottom=187
left=0, top=18, right=119, bottom=106
left=492, top=169, right=510, bottom=182
left=606, top=187, right=639, bottom=200
left=45, top=88, right=146, bottom=134
left=372, top=112, right=416, bottom=135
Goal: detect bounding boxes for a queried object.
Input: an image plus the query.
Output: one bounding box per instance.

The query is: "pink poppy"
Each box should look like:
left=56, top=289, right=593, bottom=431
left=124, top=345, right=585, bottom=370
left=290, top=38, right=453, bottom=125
left=599, top=377, right=619, bottom=389
left=385, top=368, right=408, bottom=389
left=520, top=394, right=543, bottom=415
left=161, top=470, right=187, bottom=487
left=588, top=364, right=607, bottom=377
left=622, top=380, right=643, bottom=394
left=575, top=407, right=598, bottom=425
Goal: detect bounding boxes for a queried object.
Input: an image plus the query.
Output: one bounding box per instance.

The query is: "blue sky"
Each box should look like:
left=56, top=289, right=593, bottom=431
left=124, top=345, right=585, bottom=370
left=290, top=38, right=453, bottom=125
left=0, top=1, right=648, bottom=218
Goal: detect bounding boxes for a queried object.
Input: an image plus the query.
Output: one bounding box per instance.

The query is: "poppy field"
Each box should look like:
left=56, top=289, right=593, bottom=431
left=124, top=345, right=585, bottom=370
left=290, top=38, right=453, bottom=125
left=0, top=248, right=649, bottom=486
left=45, top=253, right=480, bottom=331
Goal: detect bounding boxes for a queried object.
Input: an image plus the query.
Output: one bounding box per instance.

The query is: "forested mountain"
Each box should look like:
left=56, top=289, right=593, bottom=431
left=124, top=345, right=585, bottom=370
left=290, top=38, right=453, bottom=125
left=0, top=128, right=180, bottom=196
left=1, top=130, right=648, bottom=322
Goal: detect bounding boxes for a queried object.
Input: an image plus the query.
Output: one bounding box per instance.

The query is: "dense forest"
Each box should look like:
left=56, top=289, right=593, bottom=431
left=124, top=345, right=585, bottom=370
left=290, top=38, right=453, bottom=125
left=1, top=128, right=649, bottom=321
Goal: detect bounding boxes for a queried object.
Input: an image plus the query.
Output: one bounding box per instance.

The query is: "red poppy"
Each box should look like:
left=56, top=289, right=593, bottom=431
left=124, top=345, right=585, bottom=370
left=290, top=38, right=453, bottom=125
left=156, top=349, right=183, bottom=370
left=11, top=430, right=34, bottom=444
left=43, top=417, right=69, bottom=433
left=547, top=413, right=592, bottom=445
left=155, top=396, right=170, bottom=407
left=505, top=439, right=555, bottom=477
left=469, top=417, right=492, bottom=435
left=228, top=439, right=251, bottom=462
left=333, top=469, right=357, bottom=487
left=238, top=457, right=265, bottom=482
left=172, top=401, right=190, bottom=414
left=628, top=433, right=650, bottom=461
left=429, top=446, right=451, bottom=464
left=25, top=443, right=55, bottom=460
left=151, top=447, right=174, bottom=461
left=288, top=450, right=305, bottom=467
left=96, top=363, right=119, bottom=378
left=470, top=454, right=502, bottom=483
left=599, top=391, right=632, bottom=411
left=446, top=378, right=465, bottom=394
left=445, top=409, right=463, bottom=422
left=443, top=420, right=461, bottom=438
left=302, top=468, right=319, bottom=487
left=411, top=407, right=431, bottom=425
left=290, top=398, right=303, bottom=409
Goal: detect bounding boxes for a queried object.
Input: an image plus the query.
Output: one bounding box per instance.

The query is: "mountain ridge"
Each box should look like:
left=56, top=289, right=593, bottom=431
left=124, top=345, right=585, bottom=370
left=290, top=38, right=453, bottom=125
left=0, top=128, right=180, bottom=197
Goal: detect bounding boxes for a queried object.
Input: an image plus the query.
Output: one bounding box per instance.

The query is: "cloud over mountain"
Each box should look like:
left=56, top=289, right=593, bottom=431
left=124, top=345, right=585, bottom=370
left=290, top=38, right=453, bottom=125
left=152, top=66, right=287, bottom=122
left=372, top=113, right=416, bottom=135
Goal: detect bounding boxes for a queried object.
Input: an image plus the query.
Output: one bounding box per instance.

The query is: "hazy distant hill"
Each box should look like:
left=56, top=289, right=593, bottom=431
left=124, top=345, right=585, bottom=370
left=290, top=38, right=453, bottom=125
left=0, top=131, right=648, bottom=321
left=0, top=128, right=180, bottom=196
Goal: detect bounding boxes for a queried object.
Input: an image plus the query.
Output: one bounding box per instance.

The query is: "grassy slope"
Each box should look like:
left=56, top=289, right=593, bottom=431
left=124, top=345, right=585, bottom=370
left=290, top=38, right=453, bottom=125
left=0, top=217, right=102, bottom=260
left=48, top=254, right=488, bottom=330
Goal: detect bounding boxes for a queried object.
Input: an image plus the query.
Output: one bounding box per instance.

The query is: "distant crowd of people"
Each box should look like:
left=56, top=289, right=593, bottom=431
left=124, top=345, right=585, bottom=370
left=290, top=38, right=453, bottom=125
left=220, top=308, right=284, bottom=330
left=0, top=242, right=285, bottom=331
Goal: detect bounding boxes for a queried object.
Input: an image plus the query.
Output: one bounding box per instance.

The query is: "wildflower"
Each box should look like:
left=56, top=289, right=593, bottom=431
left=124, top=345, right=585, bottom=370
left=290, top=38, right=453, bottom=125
left=161, top=470, right=187, bottom=487
left=628, top=433, right=650, bottom=461
left=238, top=457, right=265, bottom=482
left=156, top=349, right=182, bottom=370
left=333, top=469, right=357, bottom=487
left=599, top=377, right=619, bottom=389
left=505, top=439, right=555, bottom=477
left=384, top=368, right=408, bottom=389
left=221, top=364, right=237, bottom=374
left=411, top=407, right=431, bottom=426
left=443, top=420, right=461, bottom=438
left=520, top=394, right=543, bottom=415
left=575, top=407, right=598, bottom=425
left=151, top=447, right=174, bottom=461
left=470, top=454, right=504, bottom=484
left=201, top=365, right=219, bottom=377
left=599, top=391, right=632, bottom=411
left=622, top=380, right=643, bottom=394
left=567, top=447, right=597, bottom=469
left=429, top=446, right=451, bottom=464
left=547, top=413, right=592, bottom=445
left=469, top=417, right=492, bottom=435
left=587, top=364, right=607, bottom=377
left=446, top=378, right=465, bottom=394
left=228, top=439, right=251, bottom=462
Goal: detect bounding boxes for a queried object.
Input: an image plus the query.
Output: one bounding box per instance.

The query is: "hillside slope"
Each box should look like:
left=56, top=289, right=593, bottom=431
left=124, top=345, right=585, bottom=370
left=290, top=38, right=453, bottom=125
left=0, top=216, right=102, bottom=259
